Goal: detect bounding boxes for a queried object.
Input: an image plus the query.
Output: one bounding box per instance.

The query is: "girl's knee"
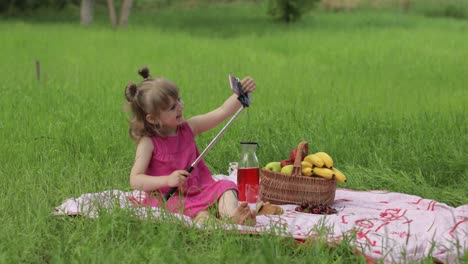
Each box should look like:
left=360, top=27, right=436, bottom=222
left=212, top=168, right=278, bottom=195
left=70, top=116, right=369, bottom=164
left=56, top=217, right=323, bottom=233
left=196, top=210, right=210, bottom=217
left=220, top=189, right=237, bottom=200
left=194, top=210, right=211, bottom=224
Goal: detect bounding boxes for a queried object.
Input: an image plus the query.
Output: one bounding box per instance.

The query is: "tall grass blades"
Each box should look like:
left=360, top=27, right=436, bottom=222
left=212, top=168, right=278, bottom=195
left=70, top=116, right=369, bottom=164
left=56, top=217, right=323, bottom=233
left=0, top=3, right=467, bottom=263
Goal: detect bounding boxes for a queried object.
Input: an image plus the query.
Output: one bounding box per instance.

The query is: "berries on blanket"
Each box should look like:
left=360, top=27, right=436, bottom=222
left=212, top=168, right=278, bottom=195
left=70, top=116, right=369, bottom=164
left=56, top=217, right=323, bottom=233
left=295, top=202, right=337, bottom=215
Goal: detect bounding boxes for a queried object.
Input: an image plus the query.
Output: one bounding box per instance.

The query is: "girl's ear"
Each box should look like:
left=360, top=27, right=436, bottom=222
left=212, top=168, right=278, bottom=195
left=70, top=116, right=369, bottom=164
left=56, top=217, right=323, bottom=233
left=145, top=114, right=158, bottom=125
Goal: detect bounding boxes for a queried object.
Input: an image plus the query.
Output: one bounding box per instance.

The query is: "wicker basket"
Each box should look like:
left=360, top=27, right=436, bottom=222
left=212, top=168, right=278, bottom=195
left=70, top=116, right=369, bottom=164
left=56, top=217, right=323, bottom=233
left=260, top=141, right=337, bottom=206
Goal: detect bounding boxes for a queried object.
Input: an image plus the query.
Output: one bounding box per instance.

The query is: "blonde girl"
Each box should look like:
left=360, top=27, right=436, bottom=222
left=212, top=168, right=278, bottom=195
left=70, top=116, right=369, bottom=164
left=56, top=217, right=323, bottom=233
left=125, top=67, right=257, bottom=225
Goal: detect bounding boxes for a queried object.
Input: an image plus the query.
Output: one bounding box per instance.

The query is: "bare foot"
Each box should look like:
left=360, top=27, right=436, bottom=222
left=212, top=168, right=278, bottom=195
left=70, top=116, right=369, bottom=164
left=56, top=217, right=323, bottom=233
left=230, top=202, right=256, bottom=226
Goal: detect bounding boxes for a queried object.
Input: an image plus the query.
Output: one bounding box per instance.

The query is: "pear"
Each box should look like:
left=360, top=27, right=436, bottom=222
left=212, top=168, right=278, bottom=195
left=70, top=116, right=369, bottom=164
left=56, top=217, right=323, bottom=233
left=280, top=164, right=294, bottom=175
left=264, top=162, right=281, bottom=172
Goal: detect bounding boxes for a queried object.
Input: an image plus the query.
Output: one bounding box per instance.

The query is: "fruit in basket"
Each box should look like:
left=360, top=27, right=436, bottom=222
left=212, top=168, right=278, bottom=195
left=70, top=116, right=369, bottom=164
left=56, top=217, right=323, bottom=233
left=280, top=159, right=293, bottom=168
left=289, top=148, right=297, bottom=161
left=264, top=162, right=281, bottom=172
left=312, top=167, right=334, bottom=179
left=280, top=164, right=294, bottom=175
left=301, top=161, right=313, bottom=169
left=304, top=154, right=325, bottom=168
left=315, top=152, right=334, bottom=168
left=331, top=167, right=347, bottom=182
left=302, top=167, right=313, bottom=176
left=289, top=148, right=305, bottom=162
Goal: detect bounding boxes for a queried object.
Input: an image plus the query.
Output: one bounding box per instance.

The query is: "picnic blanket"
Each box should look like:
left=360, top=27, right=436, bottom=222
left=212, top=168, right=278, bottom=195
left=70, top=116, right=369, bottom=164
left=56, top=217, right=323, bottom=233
left=54, top=171, right=467, bottom=264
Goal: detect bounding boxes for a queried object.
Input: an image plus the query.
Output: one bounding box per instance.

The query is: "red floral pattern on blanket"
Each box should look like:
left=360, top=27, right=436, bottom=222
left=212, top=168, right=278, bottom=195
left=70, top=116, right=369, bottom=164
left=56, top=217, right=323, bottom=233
left=55, top=174, right=467, bottom=264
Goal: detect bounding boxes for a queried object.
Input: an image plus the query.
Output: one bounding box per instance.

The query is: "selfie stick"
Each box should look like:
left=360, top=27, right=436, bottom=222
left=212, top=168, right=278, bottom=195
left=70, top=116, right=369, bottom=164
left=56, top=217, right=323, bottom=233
left=163, top=80, right=250, bottom=201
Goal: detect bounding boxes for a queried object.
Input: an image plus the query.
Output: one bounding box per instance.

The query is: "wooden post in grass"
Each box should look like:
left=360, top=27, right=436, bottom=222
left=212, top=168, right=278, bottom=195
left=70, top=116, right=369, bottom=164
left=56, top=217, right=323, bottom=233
left=36, top=60, right=40, bottom=81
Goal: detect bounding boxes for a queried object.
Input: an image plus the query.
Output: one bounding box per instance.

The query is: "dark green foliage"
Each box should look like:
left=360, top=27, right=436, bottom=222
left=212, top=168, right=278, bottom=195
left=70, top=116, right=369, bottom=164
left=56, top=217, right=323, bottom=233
left=267, top=0, right=319, bottom=23
left=425, top=4, right=467, bottom=20
left=0, top=0, right=74, bottom=13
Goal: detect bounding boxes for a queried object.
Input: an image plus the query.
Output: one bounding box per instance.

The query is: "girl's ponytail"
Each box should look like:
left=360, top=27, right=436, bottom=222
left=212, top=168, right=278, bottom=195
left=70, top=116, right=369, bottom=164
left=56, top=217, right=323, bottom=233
left=124, top=82, right=138, bottom=102
left=124, top=66, right=179, bottom=142
left=138, top=66, right=150, bottom=80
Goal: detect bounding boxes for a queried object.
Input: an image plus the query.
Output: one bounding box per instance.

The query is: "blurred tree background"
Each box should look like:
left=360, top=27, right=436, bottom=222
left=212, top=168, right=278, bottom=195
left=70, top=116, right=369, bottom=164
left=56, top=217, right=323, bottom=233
left=0, top=0, right=467, bottom=24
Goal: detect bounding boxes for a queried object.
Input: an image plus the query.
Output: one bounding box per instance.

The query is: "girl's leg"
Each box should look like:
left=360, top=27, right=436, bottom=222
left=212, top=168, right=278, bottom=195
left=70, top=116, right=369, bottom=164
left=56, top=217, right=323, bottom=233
left=218, top=190, right=239, bottom=217
left=218, top=190, right=256, bottom=226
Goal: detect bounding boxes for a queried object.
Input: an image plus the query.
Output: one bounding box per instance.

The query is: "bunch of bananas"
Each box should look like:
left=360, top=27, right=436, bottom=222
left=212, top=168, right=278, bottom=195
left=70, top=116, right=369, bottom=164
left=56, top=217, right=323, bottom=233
left=300, top=152, right=347, bottom=182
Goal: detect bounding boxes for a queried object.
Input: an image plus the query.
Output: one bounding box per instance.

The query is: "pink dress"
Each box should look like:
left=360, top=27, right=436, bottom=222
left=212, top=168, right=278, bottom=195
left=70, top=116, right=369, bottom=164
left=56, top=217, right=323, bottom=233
left=144, top=121, right=238, bottom=217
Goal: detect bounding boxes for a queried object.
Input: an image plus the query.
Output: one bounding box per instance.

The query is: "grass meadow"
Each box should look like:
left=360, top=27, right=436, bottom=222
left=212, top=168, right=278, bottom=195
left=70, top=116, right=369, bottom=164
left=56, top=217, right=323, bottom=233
left=1, top=2, right=467, bottom=263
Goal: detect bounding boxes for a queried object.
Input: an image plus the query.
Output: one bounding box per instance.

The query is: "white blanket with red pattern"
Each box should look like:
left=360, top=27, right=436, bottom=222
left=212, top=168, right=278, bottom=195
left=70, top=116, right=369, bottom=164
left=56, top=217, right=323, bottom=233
left=54, top=173, right=467, bottom=264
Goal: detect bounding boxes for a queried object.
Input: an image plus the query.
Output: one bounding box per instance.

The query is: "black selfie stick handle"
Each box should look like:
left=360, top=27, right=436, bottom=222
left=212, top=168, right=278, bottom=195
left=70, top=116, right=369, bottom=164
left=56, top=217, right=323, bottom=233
left=164, top=166, right=194, bottom=201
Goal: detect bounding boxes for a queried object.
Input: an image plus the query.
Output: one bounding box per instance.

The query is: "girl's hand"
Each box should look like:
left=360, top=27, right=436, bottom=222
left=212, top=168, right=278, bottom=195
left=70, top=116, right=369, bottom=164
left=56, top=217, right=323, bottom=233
left=167, top=170, right=189, bottom=187
left=240, top=77, right=256, bottom=94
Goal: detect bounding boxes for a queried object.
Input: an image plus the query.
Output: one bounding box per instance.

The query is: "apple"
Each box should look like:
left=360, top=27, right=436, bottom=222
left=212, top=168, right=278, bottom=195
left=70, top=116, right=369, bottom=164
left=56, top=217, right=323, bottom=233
left=280, top=164, right=294, bottom=175
left=264, top=161, right=281, bottom=172
left=280, top=159, right=293, bottom=168
left=289, top=148, right=305, bottom=162
left=289, top=148, right=297, bottom=162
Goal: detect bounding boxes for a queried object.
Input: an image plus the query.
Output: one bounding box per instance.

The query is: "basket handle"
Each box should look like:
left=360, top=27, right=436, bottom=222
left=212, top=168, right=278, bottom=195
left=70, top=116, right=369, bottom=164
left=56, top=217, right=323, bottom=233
left=291, top=141, right=308, bottom=177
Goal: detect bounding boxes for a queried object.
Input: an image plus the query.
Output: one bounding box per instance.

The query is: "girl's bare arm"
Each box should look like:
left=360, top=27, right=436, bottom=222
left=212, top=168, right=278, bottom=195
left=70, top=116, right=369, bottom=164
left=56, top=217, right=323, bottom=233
left=188, top=77, right=256, bottom=136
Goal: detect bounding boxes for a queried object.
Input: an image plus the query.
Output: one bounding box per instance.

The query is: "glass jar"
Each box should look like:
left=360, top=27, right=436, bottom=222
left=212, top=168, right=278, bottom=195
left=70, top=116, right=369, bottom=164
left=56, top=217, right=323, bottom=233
left=237, top=142, right=259, bottom=203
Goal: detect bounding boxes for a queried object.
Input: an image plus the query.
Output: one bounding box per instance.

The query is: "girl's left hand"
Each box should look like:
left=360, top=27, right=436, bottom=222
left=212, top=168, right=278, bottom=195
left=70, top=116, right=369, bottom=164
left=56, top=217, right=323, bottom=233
left=240, top=77, right=256, bottom=94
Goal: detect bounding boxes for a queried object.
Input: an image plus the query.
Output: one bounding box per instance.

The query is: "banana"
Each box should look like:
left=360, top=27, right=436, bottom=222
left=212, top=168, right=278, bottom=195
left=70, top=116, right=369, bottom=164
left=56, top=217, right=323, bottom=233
left=303, top=154, right=325, bottom=168
left=312, top=167, right=334, bottom=180
left=315, top=152, right=334, bottom=168
left=302, top=167, right=313, bottom=176
left=301, top=161, right=313, bottom=169
left=331, top=167, right=347, bottom=183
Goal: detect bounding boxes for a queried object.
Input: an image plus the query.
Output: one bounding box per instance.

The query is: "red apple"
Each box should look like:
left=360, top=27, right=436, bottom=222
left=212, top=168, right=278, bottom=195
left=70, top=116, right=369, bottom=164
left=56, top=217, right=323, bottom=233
left=280, top=159, right=293, bottom=168
left=289, top=148, right=305, bottom=162
left=289, top=148, right=297, bottom=162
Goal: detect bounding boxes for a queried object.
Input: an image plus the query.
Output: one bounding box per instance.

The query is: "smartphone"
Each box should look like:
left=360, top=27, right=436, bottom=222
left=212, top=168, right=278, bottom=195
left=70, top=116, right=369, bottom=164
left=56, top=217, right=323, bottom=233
left=229, top=74, right=241, bottom=95
left=229, top=74, right=251, bottom=107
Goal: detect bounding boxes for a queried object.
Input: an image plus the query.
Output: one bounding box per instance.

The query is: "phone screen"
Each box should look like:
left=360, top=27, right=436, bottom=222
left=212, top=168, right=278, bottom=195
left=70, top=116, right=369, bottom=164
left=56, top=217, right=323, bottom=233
left=229, top=74, right=240, bottom=94
left=229, top=74, right=251, bottom=106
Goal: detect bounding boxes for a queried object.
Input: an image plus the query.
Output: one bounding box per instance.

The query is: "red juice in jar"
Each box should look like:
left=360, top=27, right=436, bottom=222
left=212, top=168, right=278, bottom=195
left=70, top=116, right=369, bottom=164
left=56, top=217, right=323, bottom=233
left=237, top=142, right=260, bottom=203
left=237, top=167, right=259, bottom=203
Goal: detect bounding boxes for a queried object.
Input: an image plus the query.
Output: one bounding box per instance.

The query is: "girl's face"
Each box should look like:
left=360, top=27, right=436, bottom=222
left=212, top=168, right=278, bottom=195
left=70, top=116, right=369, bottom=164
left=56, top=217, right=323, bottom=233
left=158, top=96, right=185, bottom=133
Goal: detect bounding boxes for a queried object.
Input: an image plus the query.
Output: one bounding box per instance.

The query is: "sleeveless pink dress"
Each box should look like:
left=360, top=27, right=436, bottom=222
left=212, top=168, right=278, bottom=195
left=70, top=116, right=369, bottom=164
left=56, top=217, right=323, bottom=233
left=144, top=121, right=238, bottom=217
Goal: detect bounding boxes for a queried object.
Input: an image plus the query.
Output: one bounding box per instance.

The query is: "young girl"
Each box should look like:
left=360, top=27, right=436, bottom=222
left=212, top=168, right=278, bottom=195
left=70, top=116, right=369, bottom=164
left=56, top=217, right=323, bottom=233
left=124, top=67, right=257, bottom=225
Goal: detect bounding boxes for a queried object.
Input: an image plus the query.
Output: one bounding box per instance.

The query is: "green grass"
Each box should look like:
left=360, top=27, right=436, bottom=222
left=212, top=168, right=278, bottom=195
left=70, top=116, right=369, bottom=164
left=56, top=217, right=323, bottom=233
left=1, top=2, right=467, bottom=263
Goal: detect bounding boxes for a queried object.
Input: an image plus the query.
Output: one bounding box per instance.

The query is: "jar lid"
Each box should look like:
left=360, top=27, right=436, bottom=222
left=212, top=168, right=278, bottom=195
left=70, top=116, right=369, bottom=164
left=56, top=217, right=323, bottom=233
left=240, top=142, right=259, bottom=146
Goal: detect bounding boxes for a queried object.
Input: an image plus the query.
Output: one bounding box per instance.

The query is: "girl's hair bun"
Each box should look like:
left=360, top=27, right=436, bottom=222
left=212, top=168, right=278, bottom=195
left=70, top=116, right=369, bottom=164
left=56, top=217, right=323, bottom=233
left=138, top=66, right=150, bottom=79
left=125, top=82, right=138, bottom=102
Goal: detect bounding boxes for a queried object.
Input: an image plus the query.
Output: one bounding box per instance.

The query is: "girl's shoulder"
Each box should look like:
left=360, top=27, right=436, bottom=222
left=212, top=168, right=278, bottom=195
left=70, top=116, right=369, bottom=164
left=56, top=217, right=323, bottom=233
left=137, top=136, right=154, bottom=151
left=179, top=121, right=195, bottom=138
left=180, top=121, right=191, bottom=130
